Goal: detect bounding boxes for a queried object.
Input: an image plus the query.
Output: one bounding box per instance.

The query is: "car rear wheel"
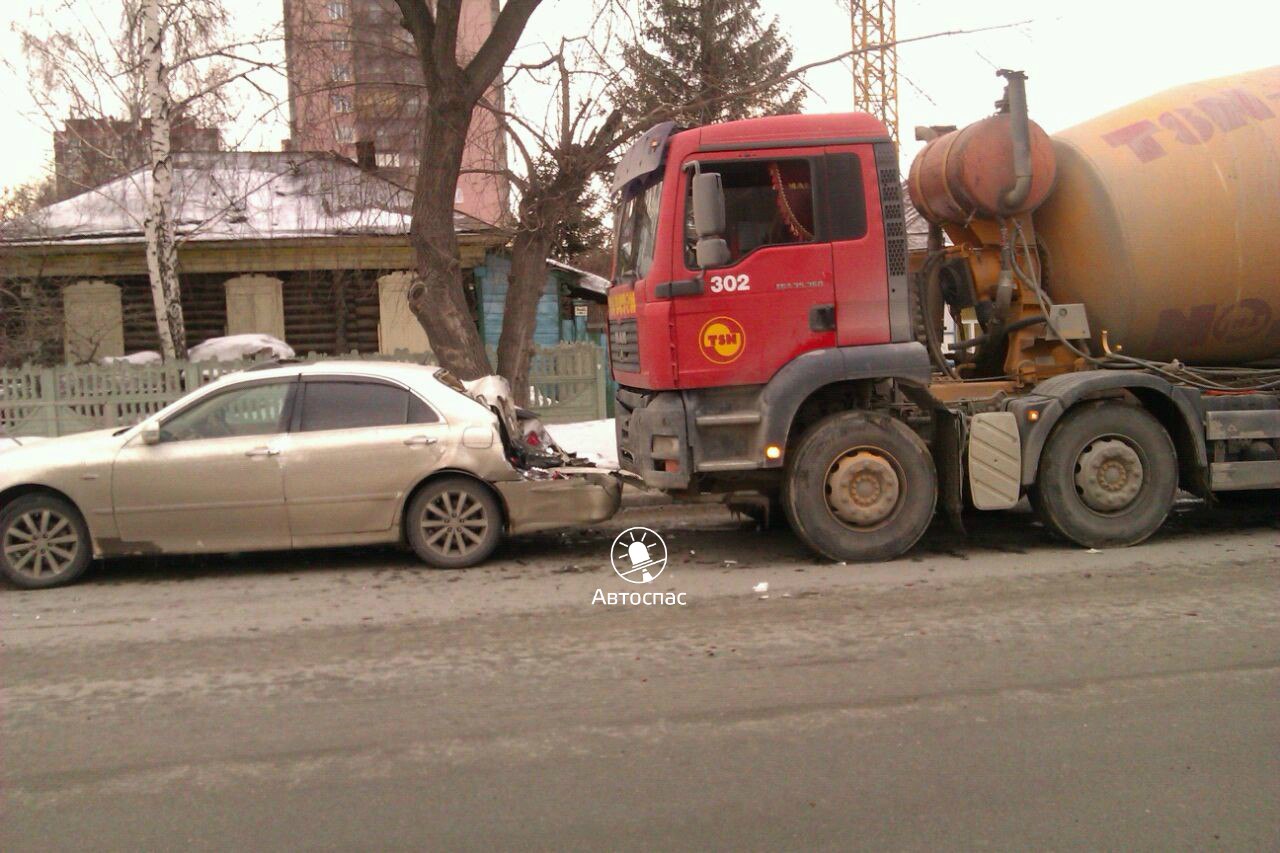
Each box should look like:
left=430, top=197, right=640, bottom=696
left=0, top=494, right=93, bottom=589
left=406, top=477, right=502, bottom=569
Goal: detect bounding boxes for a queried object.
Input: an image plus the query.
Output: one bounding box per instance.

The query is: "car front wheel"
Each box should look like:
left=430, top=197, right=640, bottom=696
left=0, top=494, right=93, bottom=589
left=406, top=477, right=502, bottom=569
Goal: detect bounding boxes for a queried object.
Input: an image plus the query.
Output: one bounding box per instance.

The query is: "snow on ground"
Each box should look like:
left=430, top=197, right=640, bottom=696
left=546, top=419, right=617, bottom=468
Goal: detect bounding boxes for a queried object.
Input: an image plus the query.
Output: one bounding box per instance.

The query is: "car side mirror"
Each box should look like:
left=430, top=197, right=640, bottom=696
left=691, top=172, right=730, bottom=269
left=140, top=422, right=161, bottom=445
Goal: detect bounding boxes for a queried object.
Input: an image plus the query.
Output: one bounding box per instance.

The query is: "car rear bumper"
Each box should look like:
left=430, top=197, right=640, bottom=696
left=496, top=470, right=623, bottom=535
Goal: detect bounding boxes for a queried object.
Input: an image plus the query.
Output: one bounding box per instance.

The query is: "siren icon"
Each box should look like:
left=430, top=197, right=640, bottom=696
left=611, top=527, right=668, bottom=583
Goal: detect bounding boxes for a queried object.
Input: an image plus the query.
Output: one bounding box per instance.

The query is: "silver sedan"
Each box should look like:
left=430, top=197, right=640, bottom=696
left=0, top=361, right=620, bottom=588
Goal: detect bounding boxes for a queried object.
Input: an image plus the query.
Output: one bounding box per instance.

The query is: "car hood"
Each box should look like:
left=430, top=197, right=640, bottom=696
left=0, top=428, right=124, bottom=480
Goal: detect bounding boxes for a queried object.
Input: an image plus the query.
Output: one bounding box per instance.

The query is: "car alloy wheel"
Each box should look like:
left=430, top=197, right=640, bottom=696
left=420, top=489, right=491, bottom=559
left=5, top=509, right=81, bottom=581
left=0, top=494, right=93, bottom=589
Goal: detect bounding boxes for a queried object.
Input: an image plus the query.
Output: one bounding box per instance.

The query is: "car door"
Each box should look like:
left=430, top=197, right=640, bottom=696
left=671, top=150, right=836, bottom=389
left=282, top=376, right=448, bottom=539
left=111, top=379, right=295, bottom=553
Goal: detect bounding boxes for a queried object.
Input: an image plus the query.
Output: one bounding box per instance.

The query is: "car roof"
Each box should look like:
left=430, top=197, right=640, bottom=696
left=230, top=360, right=441, bottom=384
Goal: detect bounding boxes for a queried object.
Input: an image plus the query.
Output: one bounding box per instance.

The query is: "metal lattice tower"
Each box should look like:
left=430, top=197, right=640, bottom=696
left=850, top=0, right=899, bottom=145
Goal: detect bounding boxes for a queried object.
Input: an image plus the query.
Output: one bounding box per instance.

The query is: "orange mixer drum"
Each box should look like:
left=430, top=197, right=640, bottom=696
left=1033, top=66, right=1280, bottom=364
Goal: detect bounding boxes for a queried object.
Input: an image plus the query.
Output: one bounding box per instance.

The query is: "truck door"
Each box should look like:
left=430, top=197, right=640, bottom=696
left=670, top=150, right=836, bottom=389
left=825, top=145, right=892, bottom=347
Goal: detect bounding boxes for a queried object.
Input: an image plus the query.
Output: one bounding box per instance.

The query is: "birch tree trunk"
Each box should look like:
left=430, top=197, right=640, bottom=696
left=142, top=0, right=186, bottom=360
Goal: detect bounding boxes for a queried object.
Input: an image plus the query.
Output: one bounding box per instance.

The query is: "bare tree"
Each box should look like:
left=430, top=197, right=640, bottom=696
left=391, top=0, right=543, bottom=380
left=141, top=0, right=183, bottom=358
left=477, top=40, right=622, bottom=402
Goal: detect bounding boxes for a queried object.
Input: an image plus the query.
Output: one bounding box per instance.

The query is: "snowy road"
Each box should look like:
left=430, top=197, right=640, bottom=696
left=2, top=501, right=1278, bottom=849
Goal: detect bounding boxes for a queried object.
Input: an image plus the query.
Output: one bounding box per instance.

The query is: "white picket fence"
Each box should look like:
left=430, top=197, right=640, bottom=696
left=0, top=343, right=608, bottom=438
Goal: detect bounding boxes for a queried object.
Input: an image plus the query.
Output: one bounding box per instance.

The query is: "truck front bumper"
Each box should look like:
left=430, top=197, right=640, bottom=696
left=615, top=387, right=693, bottom=490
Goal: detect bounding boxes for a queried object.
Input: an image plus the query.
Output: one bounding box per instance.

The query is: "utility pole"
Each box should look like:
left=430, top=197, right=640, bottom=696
left=850, top=0, right=899, bottom=146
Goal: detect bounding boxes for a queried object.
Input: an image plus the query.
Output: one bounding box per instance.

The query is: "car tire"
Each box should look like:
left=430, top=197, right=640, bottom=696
left=0, top=493, right=93, bottom=589
left=783, top=411, right=937, bottom=562
left=406, top=477, right=503, bottom=569
left=1030, top=402, right=1177, bottom=548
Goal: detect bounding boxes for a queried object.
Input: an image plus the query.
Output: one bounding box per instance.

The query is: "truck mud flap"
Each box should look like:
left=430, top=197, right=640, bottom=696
left=933, top=410, right=966, bottom=535
left=495, top=470, right=623, bottom=535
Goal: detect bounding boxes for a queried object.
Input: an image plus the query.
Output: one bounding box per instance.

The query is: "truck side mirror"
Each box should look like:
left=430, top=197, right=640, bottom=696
left=695, top=238, right=730, bottom=268
left=692, top=172, right=725, bottom=237
left=691, top=172, right=730, bottom=268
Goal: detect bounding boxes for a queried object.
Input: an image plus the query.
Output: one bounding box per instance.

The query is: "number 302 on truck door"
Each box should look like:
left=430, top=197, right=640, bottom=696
left=708, top=274, right=750, bottom=293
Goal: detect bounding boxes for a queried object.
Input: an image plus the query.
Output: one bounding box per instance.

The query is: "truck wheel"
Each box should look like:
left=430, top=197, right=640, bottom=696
left=406, top=477, right=503, bottom=569
left=0, top=493, right=93, bottom=589
left=1031, top=402, right=1177, bottom=548
left=783, top=411, right=937, bottom=562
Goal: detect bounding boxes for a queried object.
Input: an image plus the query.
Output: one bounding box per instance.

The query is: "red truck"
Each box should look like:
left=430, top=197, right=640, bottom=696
left=606, top=68, right=1280, bottom=561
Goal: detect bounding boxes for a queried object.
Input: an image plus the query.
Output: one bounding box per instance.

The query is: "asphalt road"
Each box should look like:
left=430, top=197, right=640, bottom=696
left=3, top=500, right=1278, bottom=850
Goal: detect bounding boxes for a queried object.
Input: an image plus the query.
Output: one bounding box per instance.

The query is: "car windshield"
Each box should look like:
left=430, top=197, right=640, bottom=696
left=613, top=176, right=663, bottom=280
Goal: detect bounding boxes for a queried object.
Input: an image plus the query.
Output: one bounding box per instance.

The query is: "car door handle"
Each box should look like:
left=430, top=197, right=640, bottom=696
left=404, top=435, right=438, bottom=447
left=245, top=447, right=281, bottom=458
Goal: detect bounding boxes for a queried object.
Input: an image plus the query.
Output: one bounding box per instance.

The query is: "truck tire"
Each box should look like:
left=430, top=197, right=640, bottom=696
left=783, top=411, right=937, bottom=562
left=0, top=493, right=93, bottom=589
left=1030, top=402, right=1177, bottom=548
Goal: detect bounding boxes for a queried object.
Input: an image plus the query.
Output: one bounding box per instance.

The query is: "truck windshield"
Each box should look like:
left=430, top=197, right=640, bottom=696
left=613, top=177, right=663, bottom=280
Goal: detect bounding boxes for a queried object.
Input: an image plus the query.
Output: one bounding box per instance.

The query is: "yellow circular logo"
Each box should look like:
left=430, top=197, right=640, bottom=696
left=698, top=316, right=746, bottom=364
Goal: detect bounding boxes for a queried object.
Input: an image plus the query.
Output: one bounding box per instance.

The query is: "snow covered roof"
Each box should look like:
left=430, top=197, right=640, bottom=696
left=547, top=259, right=610, bottom=295
left=2, top=151, right=503, bottom=245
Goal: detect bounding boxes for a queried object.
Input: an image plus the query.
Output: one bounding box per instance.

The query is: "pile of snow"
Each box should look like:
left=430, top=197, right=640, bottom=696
left=101, top=351, right=162, bottom=366
left=546, top=419, right=617, bottom=468
left=188, top=334, right=295, bottom=363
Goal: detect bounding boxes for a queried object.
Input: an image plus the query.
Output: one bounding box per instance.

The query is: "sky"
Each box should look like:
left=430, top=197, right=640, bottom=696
left=1, top=0, right=1276, bottom=192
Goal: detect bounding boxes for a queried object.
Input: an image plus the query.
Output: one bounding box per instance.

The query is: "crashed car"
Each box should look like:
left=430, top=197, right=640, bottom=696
left=0, top=361, right=621, bottom=589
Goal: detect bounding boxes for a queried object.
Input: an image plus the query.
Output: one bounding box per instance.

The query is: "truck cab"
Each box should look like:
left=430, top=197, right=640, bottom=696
left=609, top=113, right=927, bottom=493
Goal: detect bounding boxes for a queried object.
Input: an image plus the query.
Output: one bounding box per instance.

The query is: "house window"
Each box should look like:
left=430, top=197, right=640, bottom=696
left=332, top=94, right=353, bottom=114
left=327, top=1, right=348, bottom=20
left=333, top=37, right=351, bottom=52
left=335, top=125, right=356, bottom=143
left=375, top=152, right=401, bottom=168
left=331, top=64, right=351, bottom=83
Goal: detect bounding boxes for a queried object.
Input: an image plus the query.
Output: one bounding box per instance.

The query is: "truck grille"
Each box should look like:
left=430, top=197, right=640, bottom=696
left=609, top=317, right=640, bottom=373
left=876, top=140, right=912, bottom=342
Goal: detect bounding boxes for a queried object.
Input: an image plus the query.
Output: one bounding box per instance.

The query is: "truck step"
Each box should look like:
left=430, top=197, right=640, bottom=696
left=697, top=459, right=761, bottom=472
left=1206, top=410, right=1280, bottom=441
left=1211, top=460, right=1280, bottom=491
left=694, top=412, right=762, bottom=427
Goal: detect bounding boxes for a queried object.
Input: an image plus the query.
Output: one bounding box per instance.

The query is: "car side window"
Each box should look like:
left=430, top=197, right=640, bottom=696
left=161, top=382, right=291, bottom=442
left=299, top=381, right=413, bottom=432
left=408, top=394, right=440, bottom=425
